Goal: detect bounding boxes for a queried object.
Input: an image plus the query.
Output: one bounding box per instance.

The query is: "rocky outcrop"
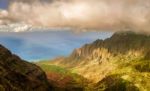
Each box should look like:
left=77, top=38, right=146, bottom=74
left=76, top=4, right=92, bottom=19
left=52, top=32, right=150, bottom=83
left=70, top=32, right=150, bottom=62
left=48, top=31, right=150, bottom=91
left=0, top=45, right=51, bottom=91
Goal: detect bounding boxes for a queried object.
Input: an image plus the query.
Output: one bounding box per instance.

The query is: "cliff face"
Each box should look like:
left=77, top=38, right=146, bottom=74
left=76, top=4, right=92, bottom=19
left=71, top=32, right=150, bottom=61
left=0, top=45, right=51, bottom=91
left=52, top=32, right=150, bottom=84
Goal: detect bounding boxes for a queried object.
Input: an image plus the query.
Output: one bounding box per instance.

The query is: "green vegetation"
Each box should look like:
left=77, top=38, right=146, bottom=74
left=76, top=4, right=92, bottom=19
left=37, top=32, right=150, bottom=91
left=37, top=58, right=150, bottom=91
left=95, top=75, right=139, bottom=91
left=102, top=59, right=150, bottom=91
left=38, top=64, right=68, bottom=74
left=37, top=63, right=92, bottom=91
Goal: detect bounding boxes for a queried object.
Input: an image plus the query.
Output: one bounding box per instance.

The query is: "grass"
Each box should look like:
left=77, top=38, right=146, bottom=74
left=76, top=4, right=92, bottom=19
left=38, top=64, right=68, bottom=74
left=37, top=63, right=92, bottom=90
left=107, top=59, right=150, bottom=91
left=37, top=57, right=150, bottom=91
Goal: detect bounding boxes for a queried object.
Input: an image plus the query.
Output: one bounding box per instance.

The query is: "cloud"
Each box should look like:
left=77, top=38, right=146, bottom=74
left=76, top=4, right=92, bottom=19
left=0, top=9, right=18, bottom=25
left=1, top=0, right=150, bottom=33
left=0, top=9, right=9, bottom=24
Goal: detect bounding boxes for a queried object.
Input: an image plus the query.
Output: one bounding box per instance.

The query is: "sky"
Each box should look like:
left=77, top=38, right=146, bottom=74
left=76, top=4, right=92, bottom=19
left=0, top=0, right=149, bottom=61
left=0, top=0, right=113, bottom=61
left=0, top=31, right=112, bottom=61
left=0, top=0, right=8, bottom=9
left=0, top=0, right=150, bottom=34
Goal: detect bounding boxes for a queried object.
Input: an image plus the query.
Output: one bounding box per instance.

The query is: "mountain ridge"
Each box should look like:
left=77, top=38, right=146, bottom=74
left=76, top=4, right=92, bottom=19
left=47, top=31, right=150, bottom=91
left=54, top=31, right=150, bottom=66
left=70, top=31, right=150, bottom=60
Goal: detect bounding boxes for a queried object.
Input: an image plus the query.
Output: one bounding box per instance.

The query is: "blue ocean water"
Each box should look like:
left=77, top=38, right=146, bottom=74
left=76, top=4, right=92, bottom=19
left=0, top=31, right=112, bottom=61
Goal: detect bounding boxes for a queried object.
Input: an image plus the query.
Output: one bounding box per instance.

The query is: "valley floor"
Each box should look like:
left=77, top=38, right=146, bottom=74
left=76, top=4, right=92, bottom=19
left=37, top=58, right=150, bottom=91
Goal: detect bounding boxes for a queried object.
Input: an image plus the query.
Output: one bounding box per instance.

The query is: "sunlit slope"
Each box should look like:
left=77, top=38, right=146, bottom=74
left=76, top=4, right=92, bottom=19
left=48, top=31, right=150, bottom=91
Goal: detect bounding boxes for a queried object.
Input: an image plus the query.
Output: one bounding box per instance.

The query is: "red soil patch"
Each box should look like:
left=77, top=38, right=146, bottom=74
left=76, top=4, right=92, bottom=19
left=46, top=72, right=74, bottom=88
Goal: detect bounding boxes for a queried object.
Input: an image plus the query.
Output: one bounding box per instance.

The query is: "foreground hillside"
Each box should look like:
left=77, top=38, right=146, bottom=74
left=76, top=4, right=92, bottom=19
left=0, top=45, right=51, bottom=91
left=0, top=44, right=91, bottom=91
left=41, top=32, right=150, bottom=91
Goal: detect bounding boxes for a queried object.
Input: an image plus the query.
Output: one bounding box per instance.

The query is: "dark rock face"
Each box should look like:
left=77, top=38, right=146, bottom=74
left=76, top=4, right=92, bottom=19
left=0, top=45, right=51, bottom=91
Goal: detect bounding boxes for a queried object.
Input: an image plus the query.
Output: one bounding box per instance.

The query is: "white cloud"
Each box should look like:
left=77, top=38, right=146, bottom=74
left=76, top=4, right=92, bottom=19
left=1, top=0, right=150, bottom=33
